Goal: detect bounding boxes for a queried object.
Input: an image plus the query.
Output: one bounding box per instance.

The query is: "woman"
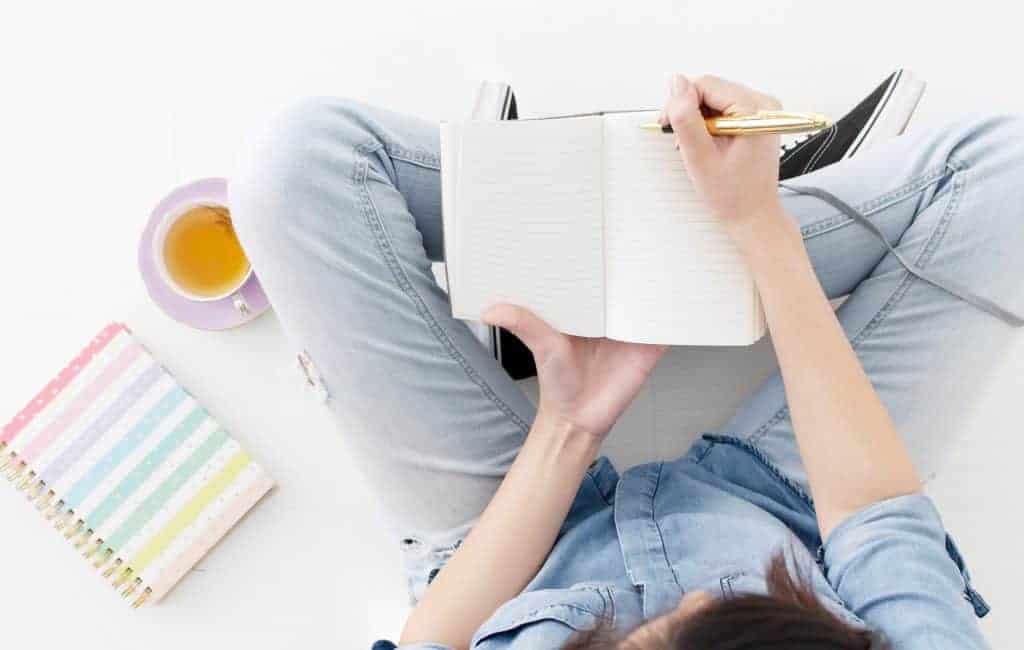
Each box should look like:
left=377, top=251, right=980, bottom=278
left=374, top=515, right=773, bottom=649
left=230, top=74, right=1019, bottom=648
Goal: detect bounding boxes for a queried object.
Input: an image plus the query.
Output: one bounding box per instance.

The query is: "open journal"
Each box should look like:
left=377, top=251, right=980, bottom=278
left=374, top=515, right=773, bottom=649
left=440, top=110, right=766, bottom=345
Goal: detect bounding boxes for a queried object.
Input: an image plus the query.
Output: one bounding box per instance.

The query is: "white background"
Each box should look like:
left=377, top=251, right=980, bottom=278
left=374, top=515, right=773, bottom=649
left=1, top=1, right=1021, bottom=647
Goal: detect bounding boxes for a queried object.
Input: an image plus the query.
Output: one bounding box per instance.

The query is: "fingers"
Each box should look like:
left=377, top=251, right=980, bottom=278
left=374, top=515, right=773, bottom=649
left=692, top=74, right=763, bottom=116
left=664, top=74, right=716, bottom=167
left=754, top=91, right=783, bottom=111
left=694, top=75, right=782, bottom=114
left=480, top=304, right=564, bottom=363
left=667, top=73, right=781, bottom=121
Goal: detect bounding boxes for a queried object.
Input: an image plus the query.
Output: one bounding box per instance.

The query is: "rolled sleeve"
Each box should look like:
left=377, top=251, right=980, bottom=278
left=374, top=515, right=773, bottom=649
left=823, top=494, right=989, bottom=648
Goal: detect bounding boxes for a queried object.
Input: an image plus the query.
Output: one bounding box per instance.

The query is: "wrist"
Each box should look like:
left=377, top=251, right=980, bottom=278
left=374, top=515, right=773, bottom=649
left=530, top=408, right=602, bottom=464
left=726, top=203, right=801, bottom=259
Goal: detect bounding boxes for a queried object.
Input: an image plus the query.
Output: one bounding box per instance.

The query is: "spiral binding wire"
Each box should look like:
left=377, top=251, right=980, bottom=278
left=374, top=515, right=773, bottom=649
left=3, top=442, right=152, bottom=608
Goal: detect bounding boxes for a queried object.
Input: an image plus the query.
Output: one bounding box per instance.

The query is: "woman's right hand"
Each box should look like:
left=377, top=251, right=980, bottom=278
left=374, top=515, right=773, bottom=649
left=661, top=73, right=786, bottom=236
left=664, top=75, right=923, bottom=541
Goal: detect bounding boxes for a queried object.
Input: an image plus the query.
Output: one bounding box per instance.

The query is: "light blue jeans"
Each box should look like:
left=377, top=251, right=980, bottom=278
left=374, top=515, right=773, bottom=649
left=230, top=99, right=1024, bottom=595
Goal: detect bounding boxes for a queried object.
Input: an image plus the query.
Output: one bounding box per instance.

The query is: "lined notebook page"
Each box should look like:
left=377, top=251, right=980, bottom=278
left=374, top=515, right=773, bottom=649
left=451, top=117, right=606, bottom=337
left=602, top=111, right=763, bottom=345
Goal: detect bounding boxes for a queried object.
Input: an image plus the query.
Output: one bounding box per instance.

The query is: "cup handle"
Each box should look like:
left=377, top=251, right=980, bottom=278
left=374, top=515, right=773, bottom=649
left=232, top=293, right=252, bottom=317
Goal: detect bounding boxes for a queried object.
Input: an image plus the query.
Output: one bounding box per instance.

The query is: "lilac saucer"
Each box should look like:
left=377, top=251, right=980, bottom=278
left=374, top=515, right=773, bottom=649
left=139, top=177, right=270, bottom=330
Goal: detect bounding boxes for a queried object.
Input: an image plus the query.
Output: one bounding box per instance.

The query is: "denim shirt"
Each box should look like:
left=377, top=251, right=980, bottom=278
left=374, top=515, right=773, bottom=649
left=378, top=435, right=990, bottom=649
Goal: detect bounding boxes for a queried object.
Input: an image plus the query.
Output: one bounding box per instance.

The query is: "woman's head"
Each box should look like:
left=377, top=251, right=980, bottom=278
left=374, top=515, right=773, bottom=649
left=563, top=552, right=886, bottom=650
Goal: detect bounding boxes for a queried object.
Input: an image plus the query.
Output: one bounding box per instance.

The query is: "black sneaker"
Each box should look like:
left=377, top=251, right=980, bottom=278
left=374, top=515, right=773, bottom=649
left=779, top=69, right=925, bottom=180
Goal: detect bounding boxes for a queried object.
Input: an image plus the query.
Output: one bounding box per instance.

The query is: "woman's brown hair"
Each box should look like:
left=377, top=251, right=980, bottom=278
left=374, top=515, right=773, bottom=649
left=563, top=552, right=887, bottom=649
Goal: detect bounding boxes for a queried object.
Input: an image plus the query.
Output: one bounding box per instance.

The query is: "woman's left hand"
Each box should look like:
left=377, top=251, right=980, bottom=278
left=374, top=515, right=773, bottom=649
left=482, top=304, right=667, bottom=441
left=404, top=304, right=663, bottom=647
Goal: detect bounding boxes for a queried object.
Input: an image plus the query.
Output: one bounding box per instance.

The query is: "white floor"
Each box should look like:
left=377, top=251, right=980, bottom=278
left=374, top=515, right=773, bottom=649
left=2, top=1, right=1022, bottom=647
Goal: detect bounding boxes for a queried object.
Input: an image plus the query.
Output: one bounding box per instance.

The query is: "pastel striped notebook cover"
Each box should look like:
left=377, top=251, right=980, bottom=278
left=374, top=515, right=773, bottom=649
left=0, top=323, right=275, bottom=608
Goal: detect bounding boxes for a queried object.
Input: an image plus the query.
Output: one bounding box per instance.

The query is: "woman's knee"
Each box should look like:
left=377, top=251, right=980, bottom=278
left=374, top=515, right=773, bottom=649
left=927, top=114, right=1024, bottom=303
left=943, top=113, right=1024, bottom=176
left=927, top=113, right=1024, bottom=243
left=229, top=96, right=378, bottom=247
left=904, top=113, right=1021, bottom=187
left=972, top=113, right=1024, bottom=204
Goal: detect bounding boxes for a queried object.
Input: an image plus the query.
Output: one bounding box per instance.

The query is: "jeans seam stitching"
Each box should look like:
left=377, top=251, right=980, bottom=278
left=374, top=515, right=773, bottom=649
left=916, top=157, right=966, bottom=267
left=385, top=142, right=441, bottom=170
left=650, top=463, right=685, bottom=593
left=796, top=164, right=949, bottom=240
left=748, top=163, right=960, bottom=445
left=496, top=589, right=610, bottom=631
left=694, top=438, right=718, bottom=464
left=588, top=469, right=614, bottom=507
left=604, top=586, right=616, bottom=625
left=352, top=147, right=530, bottom=434
left=702, top=433, right=815, bottom=507
left=846, top=161, right=966, bottom=347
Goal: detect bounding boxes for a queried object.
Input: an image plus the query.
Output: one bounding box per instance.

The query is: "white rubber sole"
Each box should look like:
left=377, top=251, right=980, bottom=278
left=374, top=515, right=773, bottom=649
left=846, top=69, right=927, bottom=158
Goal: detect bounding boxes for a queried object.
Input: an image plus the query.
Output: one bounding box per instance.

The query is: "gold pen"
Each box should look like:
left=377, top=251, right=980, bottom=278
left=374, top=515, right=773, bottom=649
left=640, top=110, right=831, bottom=136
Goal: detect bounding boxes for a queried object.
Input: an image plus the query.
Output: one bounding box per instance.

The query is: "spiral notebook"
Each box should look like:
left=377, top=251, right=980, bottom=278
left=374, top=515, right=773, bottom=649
left=0, top=323, right=275, bottom=607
